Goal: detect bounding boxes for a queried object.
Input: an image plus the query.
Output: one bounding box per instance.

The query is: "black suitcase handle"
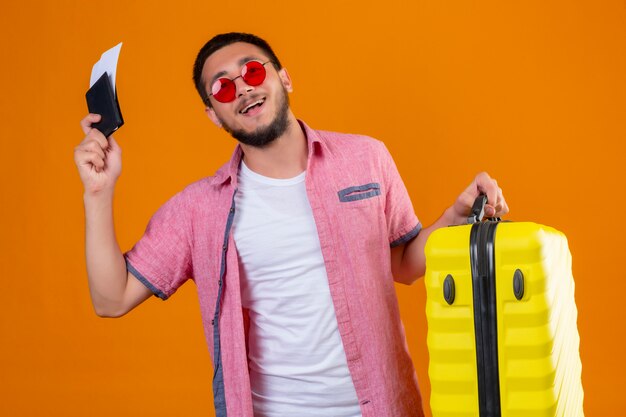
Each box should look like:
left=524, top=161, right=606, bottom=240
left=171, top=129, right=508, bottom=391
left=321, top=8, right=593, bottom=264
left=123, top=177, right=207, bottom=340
left=467, top=194, right=502, bottom=224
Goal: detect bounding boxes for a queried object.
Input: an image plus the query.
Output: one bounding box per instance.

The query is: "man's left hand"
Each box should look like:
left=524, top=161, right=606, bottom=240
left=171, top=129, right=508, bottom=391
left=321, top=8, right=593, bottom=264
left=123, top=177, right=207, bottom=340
left=450, top=172, right=509, bottom=224
left=392, top=172, right=509, bottom=284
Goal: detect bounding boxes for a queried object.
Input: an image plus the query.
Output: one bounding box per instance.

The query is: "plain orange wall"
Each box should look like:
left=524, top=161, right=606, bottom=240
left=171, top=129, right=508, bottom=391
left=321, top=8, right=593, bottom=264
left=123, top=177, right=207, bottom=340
left=1, top=1, right=624, bottom=415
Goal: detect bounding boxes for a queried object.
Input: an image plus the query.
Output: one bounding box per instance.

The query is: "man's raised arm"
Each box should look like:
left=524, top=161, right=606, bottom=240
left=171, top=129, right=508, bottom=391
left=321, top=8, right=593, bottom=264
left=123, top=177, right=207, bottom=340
left=74, top=114, right=152, bottom=317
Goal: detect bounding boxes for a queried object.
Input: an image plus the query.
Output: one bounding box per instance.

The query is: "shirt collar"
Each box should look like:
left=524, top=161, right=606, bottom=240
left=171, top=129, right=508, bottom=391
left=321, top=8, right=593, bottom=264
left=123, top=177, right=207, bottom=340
left=214, top=119, right=322, bottom=186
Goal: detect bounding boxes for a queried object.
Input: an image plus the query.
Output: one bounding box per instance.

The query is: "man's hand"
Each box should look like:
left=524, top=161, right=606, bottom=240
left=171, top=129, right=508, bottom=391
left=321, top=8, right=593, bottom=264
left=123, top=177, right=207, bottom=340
left=74, top=114, right=122, bottom=196
left=449, top=172, right=509, bottom=224
left=391, top=172, right=509, bottom=284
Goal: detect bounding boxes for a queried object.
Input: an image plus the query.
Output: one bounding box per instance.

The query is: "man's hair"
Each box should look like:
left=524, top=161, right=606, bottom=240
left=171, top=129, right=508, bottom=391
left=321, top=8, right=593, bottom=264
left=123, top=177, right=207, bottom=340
left=192, top=32, right=283, bottom=107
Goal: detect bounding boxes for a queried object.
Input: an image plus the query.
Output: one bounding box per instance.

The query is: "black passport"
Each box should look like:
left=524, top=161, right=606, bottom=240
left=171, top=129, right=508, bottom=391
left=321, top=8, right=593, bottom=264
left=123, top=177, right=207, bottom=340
left=85, top=72, right=124, bottom=138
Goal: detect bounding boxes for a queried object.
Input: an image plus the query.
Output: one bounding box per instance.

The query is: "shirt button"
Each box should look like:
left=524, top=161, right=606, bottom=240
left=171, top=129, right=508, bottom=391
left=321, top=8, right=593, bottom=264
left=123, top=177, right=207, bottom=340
left=230, top=207, right=234, bottom=213
left=222, top=244, right=227, bottom=250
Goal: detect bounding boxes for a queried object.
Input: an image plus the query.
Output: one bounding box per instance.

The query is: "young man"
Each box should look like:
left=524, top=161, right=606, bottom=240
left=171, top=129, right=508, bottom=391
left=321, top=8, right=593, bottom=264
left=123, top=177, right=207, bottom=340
left=74, top=33, right=507, bottom=417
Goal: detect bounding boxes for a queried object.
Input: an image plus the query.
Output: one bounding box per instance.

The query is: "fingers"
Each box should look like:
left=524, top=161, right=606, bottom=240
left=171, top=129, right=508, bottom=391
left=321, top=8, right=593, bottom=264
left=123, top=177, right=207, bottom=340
left=107, top=135, right=121, bottom=153
left=80, top=149, right=106, bottom=171
left=452, top=172, right=510, bottom=224
left=82, top=123, right=108, bottom=149
left=74, top=142, right=106, bottom=172
left=78, top=140, right=106, bottom=159
left=80, top=113, right=102, bottom=135
left=75, top=116, right=111, bottom=173
left=497, top=187, right=509, bottom=216
left=475, top=172, right=496, bottom=207
left=475, top=172, right=509, bottom=217
left=490, top=185, right=509, bottom=217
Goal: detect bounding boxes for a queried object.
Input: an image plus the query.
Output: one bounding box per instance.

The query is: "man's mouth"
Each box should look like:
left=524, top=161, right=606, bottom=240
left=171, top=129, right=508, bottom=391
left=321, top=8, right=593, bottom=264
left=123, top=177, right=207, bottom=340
left=239, top=98, right=266, bottom=115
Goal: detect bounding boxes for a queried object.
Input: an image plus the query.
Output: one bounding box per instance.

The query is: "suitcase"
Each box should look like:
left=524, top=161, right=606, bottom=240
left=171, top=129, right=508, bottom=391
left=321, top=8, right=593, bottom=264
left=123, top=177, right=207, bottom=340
left=424, top=196, right=584, bottom=416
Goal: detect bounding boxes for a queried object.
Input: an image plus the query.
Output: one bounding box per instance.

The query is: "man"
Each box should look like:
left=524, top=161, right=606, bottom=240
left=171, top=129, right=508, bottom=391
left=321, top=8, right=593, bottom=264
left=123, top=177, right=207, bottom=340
left=74, top=33, right=507, bottom=417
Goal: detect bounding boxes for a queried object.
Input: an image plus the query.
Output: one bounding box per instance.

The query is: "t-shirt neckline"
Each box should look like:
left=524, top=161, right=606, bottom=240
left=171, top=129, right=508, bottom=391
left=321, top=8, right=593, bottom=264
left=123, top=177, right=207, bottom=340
left=239, top=160, right=306, bottom=186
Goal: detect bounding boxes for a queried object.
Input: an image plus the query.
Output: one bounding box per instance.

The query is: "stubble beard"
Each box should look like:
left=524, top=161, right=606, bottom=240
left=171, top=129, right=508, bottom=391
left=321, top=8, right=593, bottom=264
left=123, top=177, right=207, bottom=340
left=220, top=88, right=291, bottom=149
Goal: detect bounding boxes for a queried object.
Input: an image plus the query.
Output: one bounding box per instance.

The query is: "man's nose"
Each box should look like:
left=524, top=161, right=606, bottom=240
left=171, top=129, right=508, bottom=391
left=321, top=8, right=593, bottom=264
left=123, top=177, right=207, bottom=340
left=233, top=76, right=254, bottom=98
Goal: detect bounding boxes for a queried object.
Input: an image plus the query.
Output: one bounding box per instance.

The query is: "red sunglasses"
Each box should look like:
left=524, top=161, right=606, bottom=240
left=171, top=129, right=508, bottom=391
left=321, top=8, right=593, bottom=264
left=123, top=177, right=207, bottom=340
left=207, top=60, right=271, bottom=103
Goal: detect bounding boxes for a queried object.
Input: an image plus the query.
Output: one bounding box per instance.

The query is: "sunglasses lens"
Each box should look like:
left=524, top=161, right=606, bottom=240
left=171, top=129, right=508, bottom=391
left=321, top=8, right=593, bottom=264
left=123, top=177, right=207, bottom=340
left=242, top=61, right=266, bottom=86
left=209, top=61, right=267, bottom=103
left=211, top=78, right=236, bottom=103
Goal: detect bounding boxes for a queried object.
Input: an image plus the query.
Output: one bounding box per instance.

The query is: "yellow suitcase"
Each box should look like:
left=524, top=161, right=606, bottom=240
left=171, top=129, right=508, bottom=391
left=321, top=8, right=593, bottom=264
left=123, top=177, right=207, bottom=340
left=424, top=196, right=584, bottom=416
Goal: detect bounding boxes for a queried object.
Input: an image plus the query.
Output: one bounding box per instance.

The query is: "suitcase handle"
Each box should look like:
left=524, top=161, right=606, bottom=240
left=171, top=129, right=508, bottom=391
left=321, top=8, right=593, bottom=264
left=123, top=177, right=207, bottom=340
left=467, top=194, right=502, bottom=224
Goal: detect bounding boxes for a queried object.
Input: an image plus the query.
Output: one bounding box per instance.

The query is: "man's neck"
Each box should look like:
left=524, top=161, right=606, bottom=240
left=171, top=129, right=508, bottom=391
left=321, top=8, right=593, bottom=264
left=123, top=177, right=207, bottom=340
left=240, top=113, right=307, bottom=179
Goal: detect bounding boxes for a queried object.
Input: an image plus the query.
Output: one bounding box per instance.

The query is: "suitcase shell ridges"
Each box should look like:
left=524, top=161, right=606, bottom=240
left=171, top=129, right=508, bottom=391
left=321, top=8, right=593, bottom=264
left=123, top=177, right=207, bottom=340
left=425, top=222, right=584, bottom=417
left=426, top=225, right=480, bottom=414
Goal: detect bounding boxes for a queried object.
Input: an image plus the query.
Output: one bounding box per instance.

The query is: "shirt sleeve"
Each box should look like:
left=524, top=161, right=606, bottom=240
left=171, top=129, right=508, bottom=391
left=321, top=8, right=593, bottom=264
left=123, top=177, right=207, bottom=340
left=124, top=190, right=193, bottom=300
left=379, top=142, right=421, bottom=247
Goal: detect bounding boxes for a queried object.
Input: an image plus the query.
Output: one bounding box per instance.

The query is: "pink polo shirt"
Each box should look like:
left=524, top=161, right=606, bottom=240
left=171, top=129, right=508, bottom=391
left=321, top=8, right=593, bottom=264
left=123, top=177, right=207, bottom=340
left=124, top=120, right=425, bottom=417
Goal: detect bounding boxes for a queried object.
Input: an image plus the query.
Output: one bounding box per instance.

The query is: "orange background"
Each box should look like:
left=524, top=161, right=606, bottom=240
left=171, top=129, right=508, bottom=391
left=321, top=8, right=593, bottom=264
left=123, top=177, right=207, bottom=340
left=1, top=1, right=624, bottom=415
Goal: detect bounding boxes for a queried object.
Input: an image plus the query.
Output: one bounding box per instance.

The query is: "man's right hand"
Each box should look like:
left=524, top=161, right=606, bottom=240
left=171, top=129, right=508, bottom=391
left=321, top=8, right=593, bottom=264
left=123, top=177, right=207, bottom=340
left=75, top=114, right=153, bottom=317
left=74, top=114, right=122, bottom=196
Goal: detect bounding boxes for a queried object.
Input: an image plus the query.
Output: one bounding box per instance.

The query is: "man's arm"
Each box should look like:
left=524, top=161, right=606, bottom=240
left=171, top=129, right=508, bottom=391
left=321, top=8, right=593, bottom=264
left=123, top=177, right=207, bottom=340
left=75, top=114, right=152, bottom=317
left=391, top=172, right=508, bottom=285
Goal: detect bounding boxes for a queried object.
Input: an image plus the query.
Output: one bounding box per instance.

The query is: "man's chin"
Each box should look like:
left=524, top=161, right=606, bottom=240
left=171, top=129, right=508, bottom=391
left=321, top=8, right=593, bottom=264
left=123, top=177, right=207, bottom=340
left=229, top=118, right=290, bottom=148
left=225, top=100, right=290, bottom=148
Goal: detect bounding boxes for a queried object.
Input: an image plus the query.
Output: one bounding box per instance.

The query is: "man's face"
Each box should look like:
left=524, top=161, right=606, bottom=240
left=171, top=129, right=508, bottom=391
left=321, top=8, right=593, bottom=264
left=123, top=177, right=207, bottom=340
left=201, top=42, right=293, bottom=148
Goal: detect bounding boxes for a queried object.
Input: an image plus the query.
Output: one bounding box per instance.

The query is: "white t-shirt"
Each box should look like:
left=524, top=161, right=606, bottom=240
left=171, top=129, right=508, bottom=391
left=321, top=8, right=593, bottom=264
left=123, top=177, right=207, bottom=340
left=232, top=161, right=362, bottom=417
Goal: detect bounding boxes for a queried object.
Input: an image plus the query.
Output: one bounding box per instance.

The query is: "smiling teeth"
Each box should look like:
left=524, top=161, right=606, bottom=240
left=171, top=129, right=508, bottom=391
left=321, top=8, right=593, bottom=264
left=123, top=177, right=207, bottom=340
left=241, top=99, right=265, bottom=114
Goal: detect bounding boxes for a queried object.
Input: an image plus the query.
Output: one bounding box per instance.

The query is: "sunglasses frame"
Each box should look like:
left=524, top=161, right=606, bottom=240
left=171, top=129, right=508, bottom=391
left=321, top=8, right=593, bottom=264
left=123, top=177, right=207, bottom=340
left=206, top=60, right=272, bottom=104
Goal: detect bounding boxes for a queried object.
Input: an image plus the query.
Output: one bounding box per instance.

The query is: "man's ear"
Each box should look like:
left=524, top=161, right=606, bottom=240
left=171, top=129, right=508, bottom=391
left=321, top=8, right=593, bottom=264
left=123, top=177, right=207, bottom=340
left=278, top=68, right=293, bottom=92
left=205, top=106, right=223, bottom=128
